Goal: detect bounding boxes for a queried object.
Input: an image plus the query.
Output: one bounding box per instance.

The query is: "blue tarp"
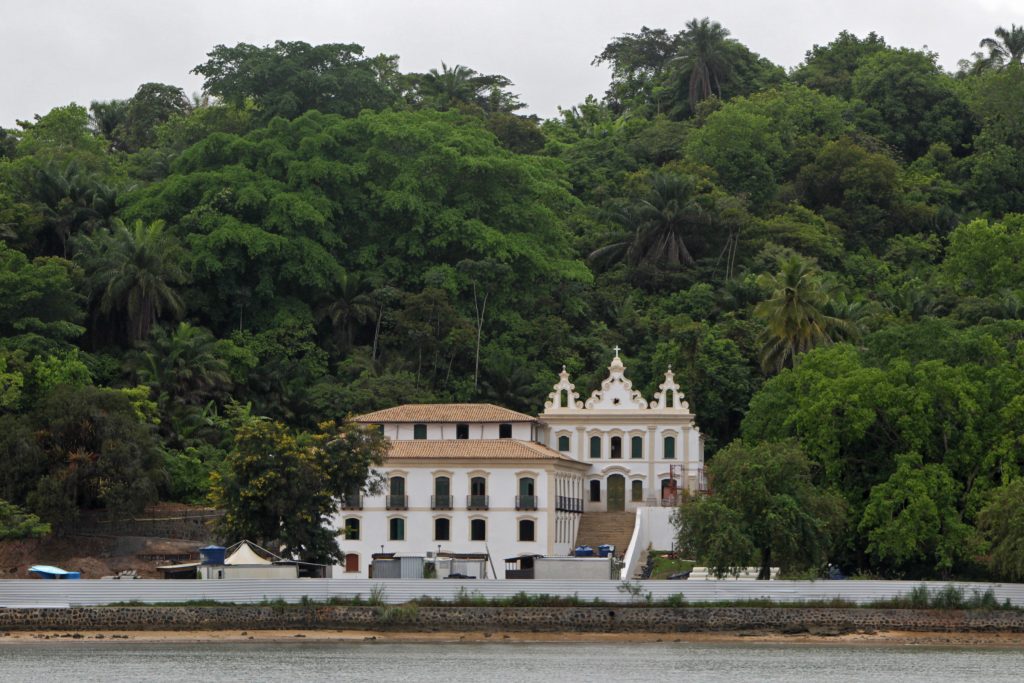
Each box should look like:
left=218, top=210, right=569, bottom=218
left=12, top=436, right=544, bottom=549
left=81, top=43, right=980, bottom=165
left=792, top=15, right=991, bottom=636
left=28, top=565, right=81, bottom=579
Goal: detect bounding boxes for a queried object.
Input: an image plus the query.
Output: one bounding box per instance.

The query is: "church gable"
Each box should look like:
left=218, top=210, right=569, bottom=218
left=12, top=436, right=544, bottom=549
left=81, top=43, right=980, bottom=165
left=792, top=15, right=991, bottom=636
left=584, top=349, right=648, bottom=410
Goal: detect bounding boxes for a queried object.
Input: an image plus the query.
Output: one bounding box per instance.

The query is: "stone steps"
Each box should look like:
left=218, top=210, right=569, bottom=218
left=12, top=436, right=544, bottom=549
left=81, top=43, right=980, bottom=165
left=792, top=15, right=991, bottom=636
left=574, top=511, right=637, bottom=556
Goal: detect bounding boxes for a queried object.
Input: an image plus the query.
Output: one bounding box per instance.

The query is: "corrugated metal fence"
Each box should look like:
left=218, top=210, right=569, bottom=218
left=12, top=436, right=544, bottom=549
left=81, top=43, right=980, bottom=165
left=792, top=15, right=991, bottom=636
left=3, top=579, right=1024, bottom=608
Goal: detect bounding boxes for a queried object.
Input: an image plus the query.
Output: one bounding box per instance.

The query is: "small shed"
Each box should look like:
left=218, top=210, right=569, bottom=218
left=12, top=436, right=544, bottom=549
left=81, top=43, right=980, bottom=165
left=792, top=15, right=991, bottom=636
left=504, top=554, right=542, bottom=579
left=436, top=552, right=488, bottom=579
left=370, top=553, right=424, bottom=579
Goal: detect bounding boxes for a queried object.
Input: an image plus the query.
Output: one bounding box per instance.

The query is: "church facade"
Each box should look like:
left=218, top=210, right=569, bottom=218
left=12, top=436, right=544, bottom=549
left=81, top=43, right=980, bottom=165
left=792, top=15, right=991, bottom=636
left=333, top=351, right=706, bottom=578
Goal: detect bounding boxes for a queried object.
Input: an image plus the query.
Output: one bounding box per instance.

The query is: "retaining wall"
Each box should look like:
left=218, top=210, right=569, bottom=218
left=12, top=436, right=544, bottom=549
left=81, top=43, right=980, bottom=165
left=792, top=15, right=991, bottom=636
left=2, top=605, right=1024, bottom=633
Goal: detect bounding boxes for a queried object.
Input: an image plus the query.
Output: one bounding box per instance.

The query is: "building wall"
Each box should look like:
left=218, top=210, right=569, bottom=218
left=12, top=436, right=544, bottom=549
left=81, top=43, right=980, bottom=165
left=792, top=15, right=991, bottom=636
left=334, top=464, right=584, bottom=579
left=387, top=422, right=534, bottom=441
left=541, top=419, right=704, bottom=510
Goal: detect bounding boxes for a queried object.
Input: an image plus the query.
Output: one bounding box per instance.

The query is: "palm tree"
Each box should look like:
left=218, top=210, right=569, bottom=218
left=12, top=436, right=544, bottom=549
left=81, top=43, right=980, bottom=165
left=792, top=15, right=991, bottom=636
left=671, top=17, right=738, bottom=108
left=754, top=256, right=857, bottom=374
left=74, top=218, right=187, bottom=342
left=590, top=173, right=715, bottom=269
left=132, top=322, right=232, bottom=406
left=415, top=63, right=519, bottom=112
left=981, top=24, right=1024, bottom=68
left=317, top=275, right=376, bottom=350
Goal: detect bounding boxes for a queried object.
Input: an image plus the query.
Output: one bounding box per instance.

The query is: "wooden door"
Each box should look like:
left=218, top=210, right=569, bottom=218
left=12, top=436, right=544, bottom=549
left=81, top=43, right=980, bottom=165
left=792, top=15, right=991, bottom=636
left=607, top=474, right=626, bottom=511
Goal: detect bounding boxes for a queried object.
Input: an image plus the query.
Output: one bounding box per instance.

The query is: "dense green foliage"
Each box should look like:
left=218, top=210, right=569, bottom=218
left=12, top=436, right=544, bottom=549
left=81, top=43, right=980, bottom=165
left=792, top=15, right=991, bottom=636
left=2, top=20, right=1024, bottom=577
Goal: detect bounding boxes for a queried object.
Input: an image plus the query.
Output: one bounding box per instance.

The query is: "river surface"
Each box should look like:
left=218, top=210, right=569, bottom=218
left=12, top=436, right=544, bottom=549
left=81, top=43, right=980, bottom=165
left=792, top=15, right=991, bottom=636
left=1, top=640, right=1022, bottom=682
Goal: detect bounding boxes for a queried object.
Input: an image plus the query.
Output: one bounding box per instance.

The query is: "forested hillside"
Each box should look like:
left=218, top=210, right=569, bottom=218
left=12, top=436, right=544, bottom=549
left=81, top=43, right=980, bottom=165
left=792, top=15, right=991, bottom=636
left=3, top=22, right=1024, bottom=579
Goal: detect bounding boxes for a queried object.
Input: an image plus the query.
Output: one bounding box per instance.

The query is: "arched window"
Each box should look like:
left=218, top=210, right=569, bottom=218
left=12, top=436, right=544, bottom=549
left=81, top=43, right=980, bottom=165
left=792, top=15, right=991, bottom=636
left=558, top=435, right=570, bottom=452
left=560, top=390, right=569, bottom=408
left=664, top=436, right=676, bottom=459
left=610, top=436, right=622, bottom=459
left=665, top=388, right=675, bottom=406
left=413, top=424, right=427, bottom=439
left=589, top=479, right=601, bottom=502
left=388, top=476, right=407, bottom=509
left=631, top=436, right=643, bottom=459
left=434, top=518, right=450, bottom=541
left=389, top=517, right=405, bottom=541
left=519, top=519, right=536, bottom=542
left=631, top=481, right=643, bottom=502
left=470, top=519, right=486, bottom=541
left=469, top=476, right=488, bottom=509
left=343, top=518, right=360, bottom=540
left=590, top=435, right=601, bottom=459
left=518, top=477, right=536, bottom=510
left=433, top=476, right=451, bottom=509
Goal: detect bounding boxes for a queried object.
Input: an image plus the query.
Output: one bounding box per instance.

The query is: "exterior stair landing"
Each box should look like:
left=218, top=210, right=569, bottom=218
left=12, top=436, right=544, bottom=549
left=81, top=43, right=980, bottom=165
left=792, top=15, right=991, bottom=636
left=573, top=511, right=636, bottom=557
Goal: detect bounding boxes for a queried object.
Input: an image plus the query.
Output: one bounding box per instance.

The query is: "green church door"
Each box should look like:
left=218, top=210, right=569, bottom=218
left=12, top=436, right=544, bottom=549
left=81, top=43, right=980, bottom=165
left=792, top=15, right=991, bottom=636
left=607, top=474, right=626, bottom=512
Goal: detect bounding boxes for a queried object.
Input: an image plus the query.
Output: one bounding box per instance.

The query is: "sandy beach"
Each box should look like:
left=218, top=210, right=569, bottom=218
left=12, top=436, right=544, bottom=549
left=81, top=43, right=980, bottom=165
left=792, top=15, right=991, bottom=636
left=3, top=629, right=1024, bottom=647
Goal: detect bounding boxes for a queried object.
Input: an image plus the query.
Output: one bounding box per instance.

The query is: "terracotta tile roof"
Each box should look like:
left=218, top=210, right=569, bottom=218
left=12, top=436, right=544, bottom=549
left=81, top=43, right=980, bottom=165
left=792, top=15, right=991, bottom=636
left=354, top=403, right=537, bottom=424
left=385, top=439, right=581, bottom=464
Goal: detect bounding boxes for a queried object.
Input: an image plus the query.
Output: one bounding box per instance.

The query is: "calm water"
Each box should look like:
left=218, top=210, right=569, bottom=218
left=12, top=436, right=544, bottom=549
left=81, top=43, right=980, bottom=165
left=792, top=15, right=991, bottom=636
left=1, top=641, right=1022, bottom=682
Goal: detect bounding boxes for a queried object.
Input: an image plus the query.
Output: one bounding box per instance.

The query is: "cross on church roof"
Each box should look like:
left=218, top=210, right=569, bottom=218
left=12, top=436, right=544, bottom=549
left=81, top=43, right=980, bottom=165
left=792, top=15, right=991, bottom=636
left=613, top=345, right=621, bottom=358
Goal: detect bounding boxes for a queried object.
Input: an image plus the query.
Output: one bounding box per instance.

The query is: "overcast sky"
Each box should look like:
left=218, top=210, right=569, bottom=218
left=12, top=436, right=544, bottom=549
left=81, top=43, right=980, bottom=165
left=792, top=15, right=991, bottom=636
left=3, top=0, right=1024, bottom=126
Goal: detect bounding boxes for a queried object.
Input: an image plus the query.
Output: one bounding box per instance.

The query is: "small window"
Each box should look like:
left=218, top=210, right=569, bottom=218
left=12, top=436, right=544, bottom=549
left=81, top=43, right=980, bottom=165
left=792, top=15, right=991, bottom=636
left=558, top=435, right=570, bottom=452
left=434, top=518, right=450, bottom=541
left=610, top=436, right=622, bottom=459
left=456, top=424, right=469, bottom=439
left=413, top=424, right=427, bottom=439
left=389, top=517, right=405, bottom=541
left=664, top=436, right=676, bottom=459
left=631, top=481, right=643, bottom=502
left=519, top=519, right=535, bottom=542
left=344, top=518, right=360, bottom=540
left=590, top=435, right=601, bottom=459
left=499, top=423, right=512, bottom=438
left=631, top=436, right=643, bottom=459
left=470, top=519, right=486, bottom=541
left=344, top=553, right=359, bottom=573
left=589, top=480, right=601, bottom=502
left=471, top=476, right=486, bottom=496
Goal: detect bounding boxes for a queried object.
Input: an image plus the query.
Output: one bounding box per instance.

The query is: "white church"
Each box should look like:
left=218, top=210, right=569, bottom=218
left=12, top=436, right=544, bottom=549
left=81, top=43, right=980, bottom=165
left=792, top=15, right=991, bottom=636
left=333, top=350, right=706, bottom=578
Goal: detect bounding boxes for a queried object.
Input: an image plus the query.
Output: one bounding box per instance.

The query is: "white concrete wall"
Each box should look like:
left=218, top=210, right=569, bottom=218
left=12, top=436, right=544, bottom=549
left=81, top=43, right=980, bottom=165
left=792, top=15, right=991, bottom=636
left=388, top=422, right=533, bottom=440
left=534, top=557, right=614, bottom=580
left=620, top=506, right=678, bottom=580
left=335, top=465, right=558, bottom=579
left=543, top=421, right=703, bottom=511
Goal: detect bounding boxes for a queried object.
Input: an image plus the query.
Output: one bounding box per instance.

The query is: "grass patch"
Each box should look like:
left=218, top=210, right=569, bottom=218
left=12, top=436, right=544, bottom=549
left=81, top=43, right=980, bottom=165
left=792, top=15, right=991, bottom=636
left=647, top=551, right=695, bottom=580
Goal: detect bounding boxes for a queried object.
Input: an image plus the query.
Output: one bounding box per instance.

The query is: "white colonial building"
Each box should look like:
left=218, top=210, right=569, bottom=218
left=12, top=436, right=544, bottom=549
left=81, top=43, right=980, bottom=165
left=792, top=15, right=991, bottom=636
left=333, top=350, right=706, bottom=578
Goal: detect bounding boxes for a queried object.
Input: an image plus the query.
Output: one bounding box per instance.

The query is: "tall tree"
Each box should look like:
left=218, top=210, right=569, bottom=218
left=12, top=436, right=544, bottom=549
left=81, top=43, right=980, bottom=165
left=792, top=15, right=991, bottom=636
left=675, top=439, right=845, bottom=579
left=211, top=416, right=387, bottom=563
left=590, top=173, right=718, bottom=270
left=980, top=24, right=1024, bottom=68
left=672, top=18, right=738, bottom=108
left=74, top=218, right=187, bottom=343
left=754, top=255, right=856, bottom=373
left=192, top=41, right=399, bottom=122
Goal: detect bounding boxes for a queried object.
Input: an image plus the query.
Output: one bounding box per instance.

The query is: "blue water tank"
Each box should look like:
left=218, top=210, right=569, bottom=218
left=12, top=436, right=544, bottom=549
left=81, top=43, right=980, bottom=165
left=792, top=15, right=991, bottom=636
left=574, top=546, right=594, bottom=557
left=200, top=545, right=226, bottom=565
left=598, top=544, right=612, bottom=557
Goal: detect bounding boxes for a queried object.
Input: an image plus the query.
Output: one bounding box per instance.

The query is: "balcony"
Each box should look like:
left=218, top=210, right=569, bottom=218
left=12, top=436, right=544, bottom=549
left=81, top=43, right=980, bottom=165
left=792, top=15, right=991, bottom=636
left=431, top=494, right=453, bottom=510
left=466, top=494, right=489, bottom=510
left=386, top=494, right=408, bottom=510
left=515, top=495, right=538, bottom=511
left=555, top=496, right=583, bottom=513
left=340, top=494, right=363, bottom=510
